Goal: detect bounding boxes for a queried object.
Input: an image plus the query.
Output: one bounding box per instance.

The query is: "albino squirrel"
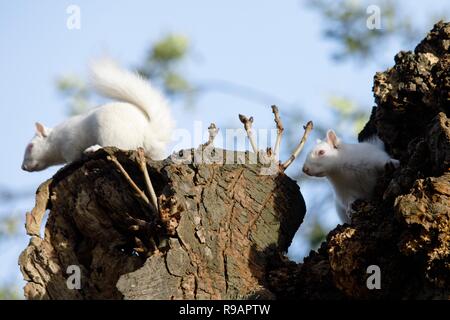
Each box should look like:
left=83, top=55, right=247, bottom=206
left=302, top=130, right=399, bottom=223
left=22, top=59, right=175, bottom=172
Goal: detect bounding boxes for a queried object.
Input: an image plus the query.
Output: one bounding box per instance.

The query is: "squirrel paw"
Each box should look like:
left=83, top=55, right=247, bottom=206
left=387, top=158, right=400, bottom=169
left=84, top=145, right=103, bottom=154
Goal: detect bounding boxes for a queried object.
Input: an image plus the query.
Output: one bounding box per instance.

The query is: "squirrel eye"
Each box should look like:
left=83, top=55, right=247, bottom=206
left=318, top=150, right=325, bottom=156
left=26, top=144, right=33, bottom=152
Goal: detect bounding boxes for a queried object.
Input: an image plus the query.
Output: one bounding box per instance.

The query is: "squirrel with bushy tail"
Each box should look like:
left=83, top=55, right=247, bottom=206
left=22, top=58, right=175, bottom=172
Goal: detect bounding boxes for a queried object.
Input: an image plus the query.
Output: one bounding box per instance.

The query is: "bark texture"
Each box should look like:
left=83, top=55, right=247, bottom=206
left=268, top=21, right=450, bottom=300
left=19, top=22, right=450, bottom=300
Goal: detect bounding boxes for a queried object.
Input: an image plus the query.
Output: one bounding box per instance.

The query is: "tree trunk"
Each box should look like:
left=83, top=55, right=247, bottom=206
left=19, top=148, right=305, bottom=299
left=19, top=21, right=450, bottom=300
left=268, top=21, right=450, bottom=300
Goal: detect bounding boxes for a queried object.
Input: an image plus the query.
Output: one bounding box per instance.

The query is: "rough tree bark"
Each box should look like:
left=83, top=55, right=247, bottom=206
left=19, top=148, right=305, bottom=299
left=19, top=22, right=449, bottom=300
left=268, top=21, right=450, bottom=300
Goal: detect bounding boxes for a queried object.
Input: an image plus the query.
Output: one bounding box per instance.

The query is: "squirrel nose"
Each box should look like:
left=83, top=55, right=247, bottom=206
left=303, top=166, right=309, bottom=174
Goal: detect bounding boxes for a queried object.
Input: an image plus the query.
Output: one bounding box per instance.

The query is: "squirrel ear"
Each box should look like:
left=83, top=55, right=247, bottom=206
left=326, top=130, right=340, bottom=148
left=35, top=122, right=48, bottom=137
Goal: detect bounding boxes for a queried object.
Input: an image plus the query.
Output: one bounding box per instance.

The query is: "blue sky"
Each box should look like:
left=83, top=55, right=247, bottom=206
left=0, top=0, right=448, bottom=296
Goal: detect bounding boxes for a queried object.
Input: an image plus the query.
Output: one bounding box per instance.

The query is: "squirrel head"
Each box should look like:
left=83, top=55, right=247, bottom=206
left=21, top=122, right=53, bottom=172
left=302, top=129, right=341, bottom=177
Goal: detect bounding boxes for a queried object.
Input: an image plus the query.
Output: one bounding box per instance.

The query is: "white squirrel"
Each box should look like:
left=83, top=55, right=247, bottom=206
left=22, top=59, right=175, bottom=172
left=302, top=130, right=399, bottom=223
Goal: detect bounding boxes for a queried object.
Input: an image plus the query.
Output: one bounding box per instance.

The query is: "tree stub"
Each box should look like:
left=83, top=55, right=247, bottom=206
left=19, top=147, right=306, bottom=300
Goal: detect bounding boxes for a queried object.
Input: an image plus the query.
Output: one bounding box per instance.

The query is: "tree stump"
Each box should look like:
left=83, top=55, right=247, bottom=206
left=19, top=148, right=305, bottom=299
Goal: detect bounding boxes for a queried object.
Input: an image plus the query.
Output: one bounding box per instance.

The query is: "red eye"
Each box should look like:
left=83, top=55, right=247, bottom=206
left=318, top=150, right=325, bottom=156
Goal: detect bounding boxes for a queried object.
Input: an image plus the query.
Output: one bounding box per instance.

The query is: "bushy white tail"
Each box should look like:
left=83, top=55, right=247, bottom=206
left=89, top=58, right=175, bottom=137
left=362, top=134, right=385, bottom=150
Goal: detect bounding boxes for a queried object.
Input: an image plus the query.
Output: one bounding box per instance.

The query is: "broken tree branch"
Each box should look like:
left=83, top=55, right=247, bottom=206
left=239, top=114, right=258, bottom=153
left=271, top=105, right=284, bottom=157
left=202, top=123, right=219, bottom=148
left=137, top=148, right=159, bottom=212
left=107, top=154, right=151, bottom=206
left=281, top=121, right=313, bottom=171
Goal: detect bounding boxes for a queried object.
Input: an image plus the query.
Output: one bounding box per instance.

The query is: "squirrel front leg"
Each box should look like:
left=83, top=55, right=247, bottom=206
left=84, top=144, right=103, bottom=154
left=335, top=200, right=351, bottom=224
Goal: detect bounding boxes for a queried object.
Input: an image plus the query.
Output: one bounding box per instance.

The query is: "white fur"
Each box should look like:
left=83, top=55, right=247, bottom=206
left=22, top=59, right=175, bottom=172
left=302, top=130, right=399, bottom=223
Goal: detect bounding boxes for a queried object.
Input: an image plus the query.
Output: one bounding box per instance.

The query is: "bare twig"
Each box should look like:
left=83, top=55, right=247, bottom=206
left=148, top=237, right=160, bottom=255
left=107, top=155, right=150, bottom=205
left=238, top=114, right=258, bottom=153
left=203, top=123, right=219, bottom=147
left=137, top=148, right=159, bottom=212
left=133, top=237, right=148, bottom=254
left=271, top=105, right=284, bottom=157
left=281, top=121, right=314, bottom=171
left=128, top=218, right=155, bottom=233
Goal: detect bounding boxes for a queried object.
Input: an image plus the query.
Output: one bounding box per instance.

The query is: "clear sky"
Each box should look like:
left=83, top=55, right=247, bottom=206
left=0, top=0, right=448, bottom=296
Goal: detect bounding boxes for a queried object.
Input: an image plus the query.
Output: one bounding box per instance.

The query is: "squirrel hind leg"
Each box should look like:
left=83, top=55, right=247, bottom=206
left=84, top=144, right=103, bottom=155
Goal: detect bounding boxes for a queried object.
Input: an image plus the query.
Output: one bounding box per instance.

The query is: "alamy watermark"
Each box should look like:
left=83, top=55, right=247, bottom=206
left=366, top=264, right=381, bottom=290
left=66, top=5, right=81, bottom=30
left=366, top=5, right=381, bottom=30
left=169, top=121, right=280, bottom=175
left=66, top=265, right=81, bottom=289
